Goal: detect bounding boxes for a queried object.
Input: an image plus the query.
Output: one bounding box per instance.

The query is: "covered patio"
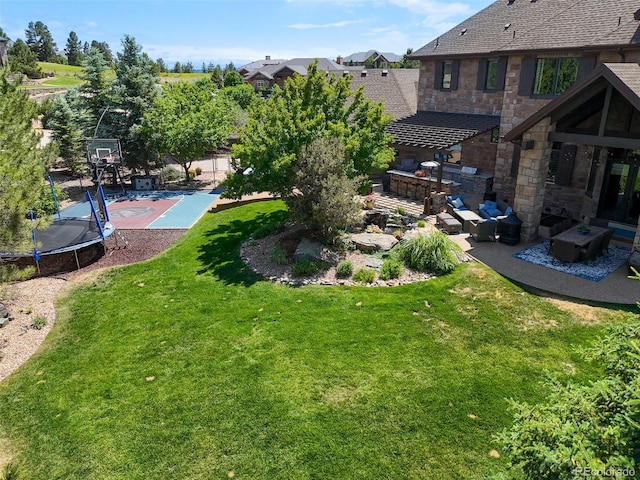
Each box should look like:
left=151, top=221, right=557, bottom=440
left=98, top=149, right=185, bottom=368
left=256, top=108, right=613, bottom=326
left=366, top=185, right=638, bottom=305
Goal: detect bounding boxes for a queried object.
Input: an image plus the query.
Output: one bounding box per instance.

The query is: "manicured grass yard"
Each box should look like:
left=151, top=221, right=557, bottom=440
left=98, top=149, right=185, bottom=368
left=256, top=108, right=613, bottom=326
left=0, top=201, right=629, bottom=479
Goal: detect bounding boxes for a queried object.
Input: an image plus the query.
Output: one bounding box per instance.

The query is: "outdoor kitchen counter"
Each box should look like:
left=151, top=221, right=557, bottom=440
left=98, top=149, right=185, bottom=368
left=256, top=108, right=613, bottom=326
left=387, top=170, right=462, bottom=199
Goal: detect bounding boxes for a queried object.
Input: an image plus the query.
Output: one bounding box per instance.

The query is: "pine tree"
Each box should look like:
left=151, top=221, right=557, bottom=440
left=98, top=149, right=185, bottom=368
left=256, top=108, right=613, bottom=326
left=0, top=71, right=53, bottom=254
left=8, top=39, right=43, bottom=78
left=65, top=31, right=83, bottom=66
left=108, top=35, right=159, bottom=173
left=79, top=48, right=111, bottom=135
left=48, top=89, right=91, bottom=175
left=25, top=21, right=57, bottom=62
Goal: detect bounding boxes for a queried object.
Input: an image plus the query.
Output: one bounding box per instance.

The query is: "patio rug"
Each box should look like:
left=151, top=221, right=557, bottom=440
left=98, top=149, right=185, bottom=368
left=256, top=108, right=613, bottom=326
left=513, top=240, right=630, bottom=282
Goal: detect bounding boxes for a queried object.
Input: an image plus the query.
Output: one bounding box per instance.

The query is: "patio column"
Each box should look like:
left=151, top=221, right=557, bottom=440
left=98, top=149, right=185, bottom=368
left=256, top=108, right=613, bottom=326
left=513, top=118, right=554, bottom=242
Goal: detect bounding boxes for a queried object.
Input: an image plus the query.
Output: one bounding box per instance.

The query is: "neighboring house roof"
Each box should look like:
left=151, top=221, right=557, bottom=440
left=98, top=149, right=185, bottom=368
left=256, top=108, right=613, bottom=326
left=412, top=0, right=640, bottom=59
left=245, top=57, right=346, bottom=80
left=238, top=58, right=287, bottom=74
left=344, top=50, right=402, bottom=63
left=349, top=69, right=419, bottom=120
left=387, top=111, right=500, bottom=149
left=504, top=63, right=640, bottom=142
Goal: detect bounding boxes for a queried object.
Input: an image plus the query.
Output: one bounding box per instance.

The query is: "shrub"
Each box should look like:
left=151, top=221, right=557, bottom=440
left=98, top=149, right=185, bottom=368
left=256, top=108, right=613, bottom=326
left=188, top=169, right=196, bottom=180
left=416, top=219, right=427, bottom=228
left=498, top=319, right=640, bottom=479
left=336, top=261, right=353, bottom=278
left=31, top=182, right=69, bottom=218
left=159, top=166, right=184, bottom=182
left=379, top=259, right=403, bottom=280
left=392, top=229, right=403, bottom=240
left=353, top=268, right=376, bottom=284
left=395, top=207, right=406, bottom=215
left=396, top=232, right=464, bottom=274
left=270, top=246, right=289, bottom=266
left=32, top=317, right=47, bottom=330
left=291, top=259, right=329, bottom=277
left=195, top=166, right=203, bottom=176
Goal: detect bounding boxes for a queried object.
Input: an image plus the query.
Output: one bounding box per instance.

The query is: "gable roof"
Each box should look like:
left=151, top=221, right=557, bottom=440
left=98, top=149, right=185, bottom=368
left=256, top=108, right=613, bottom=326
left=387, top=111, right=500, bottom=149
left=245, top=57, right=346, bottom=80
left=349, top=69, right=418, bottom=120
left=504, top=62, right=640, bottom=142
left=344, top=50, right=402, bottom=63
left=412, top=0, right=640, bottom=59
left=238, top=58, right=287, bottom=74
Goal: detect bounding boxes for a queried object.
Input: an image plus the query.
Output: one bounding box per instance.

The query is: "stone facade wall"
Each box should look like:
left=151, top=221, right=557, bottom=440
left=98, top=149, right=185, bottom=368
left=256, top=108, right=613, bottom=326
left=513, top=118, right=553, bottom=241
left=459, top=130, right=497, bottom=174
left=417, top=59, right=503, bottom=115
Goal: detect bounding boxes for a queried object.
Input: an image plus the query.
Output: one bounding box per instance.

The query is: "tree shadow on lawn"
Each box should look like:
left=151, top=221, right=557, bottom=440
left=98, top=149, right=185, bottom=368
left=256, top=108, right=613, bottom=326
left=196, top=209, right=289, bottom=286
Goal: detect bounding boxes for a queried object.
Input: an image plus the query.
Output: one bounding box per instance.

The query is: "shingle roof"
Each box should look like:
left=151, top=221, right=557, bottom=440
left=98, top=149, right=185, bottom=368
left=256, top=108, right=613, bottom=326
left=344, top=50, right=402, bottom=63
left=238, top=58, right=287, bottom=74
left=349, top=69, right=418, bottom=120
left=387, top=111, right=500, bottom=149
left=245, top=57, right=346, bottom=80
left=504, top=63, right=640, bottom=142
left=412, top=0, right=640, bottom=59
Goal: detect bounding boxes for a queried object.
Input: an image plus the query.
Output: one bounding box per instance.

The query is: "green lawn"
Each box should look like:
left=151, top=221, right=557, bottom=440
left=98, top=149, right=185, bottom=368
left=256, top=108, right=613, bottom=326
left=0, top=200, right=629, bottom=479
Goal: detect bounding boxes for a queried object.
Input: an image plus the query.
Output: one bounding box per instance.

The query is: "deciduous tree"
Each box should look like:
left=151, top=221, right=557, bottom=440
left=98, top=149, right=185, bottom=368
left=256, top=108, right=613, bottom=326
left=144, top=78, right=235, bottom=181
left=223, top=61, right=394, bottom=203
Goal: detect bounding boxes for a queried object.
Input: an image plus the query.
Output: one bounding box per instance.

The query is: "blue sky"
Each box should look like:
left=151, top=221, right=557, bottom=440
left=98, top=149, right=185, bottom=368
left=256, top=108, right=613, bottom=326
left=1, top=0, right=494, bottom=67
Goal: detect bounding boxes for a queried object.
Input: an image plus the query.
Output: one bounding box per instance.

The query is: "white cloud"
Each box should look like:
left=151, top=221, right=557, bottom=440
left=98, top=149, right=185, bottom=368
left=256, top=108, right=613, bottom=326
left=288, top=19, right=365, bottom=30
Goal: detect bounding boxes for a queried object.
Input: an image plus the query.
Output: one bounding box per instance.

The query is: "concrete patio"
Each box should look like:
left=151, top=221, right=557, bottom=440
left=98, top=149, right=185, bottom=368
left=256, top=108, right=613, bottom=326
left=367, top=184, right=639, bottom=305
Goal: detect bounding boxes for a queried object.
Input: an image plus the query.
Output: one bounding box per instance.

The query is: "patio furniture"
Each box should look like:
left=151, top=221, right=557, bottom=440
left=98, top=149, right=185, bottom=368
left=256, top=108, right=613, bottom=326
left=551, top=225, right=609, bottom=248
left=436, top=212, right=462, bottom=235
left=469, top=219, right=497, bottom=242
left=580, top=235, right=603, bottom=263
left=478, top=199, right=511, bottom=221
left=588, top=217, right=609, bottom=228
left=599, top=229, right=615, bottom=255
left=551, top=238, right=581, bottom=265
left=627, top=248, right=640, bottom=275
left=456, top=209, right=485, bottom=232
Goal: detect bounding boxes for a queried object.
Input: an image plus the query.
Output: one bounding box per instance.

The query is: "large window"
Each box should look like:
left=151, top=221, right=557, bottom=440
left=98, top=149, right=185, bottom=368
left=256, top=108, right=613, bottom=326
left=533, top=57, right=578, bottom=96
left=485, top=60, right=498, bottom=90
left=442, top=61, right=452, bottom=89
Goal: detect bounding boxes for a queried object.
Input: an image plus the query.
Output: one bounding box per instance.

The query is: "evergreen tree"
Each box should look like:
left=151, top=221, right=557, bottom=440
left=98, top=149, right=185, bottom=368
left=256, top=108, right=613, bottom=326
left=201, top=62, right=207, bottom=73
left=79, top=48, right=111, bottom=135
left=25, top=21, right=57, bottom=62
left=399, top=48, right=419, bottom=69
left=90, top=40, right=112, bottom=64
left=210, top=65, right=223, bottom=88
left=108, top=35, right=159, bottom=173
left=48, top=89, right=91, bottom=175
left=156, top=58, right=168, bottom=73
left=172, top=61, right=182, bottom=73
left=65, top=31, right=83, bottom=66
left=0, top=70, right=53, bottom=255
left=82, top=41, right=90, bottom=56
left=8, top=39, right=43, bottom=78
left=182, top=61, right=194, bottom=73
left=207, top=61, right=216, bottom=74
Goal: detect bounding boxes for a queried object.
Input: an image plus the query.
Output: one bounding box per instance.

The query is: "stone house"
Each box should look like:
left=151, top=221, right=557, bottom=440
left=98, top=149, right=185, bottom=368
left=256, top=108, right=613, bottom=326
left=243, top=57, right=347, bottom=92
left=394, top=0, right=640, bottom=241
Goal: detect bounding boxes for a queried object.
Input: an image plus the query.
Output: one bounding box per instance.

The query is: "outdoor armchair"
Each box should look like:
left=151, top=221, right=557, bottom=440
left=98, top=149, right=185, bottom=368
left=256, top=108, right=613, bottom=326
left=551, top=238, right=580, bottom=265
left=469, top=219, right=497, bottom=242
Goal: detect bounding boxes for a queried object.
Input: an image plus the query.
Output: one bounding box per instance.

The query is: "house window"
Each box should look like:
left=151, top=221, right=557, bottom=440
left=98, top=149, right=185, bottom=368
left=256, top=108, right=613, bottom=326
left=533, top=57, right=578, bottom=96
left=547, top=142, right=563, bottom=181
left=485, top=60, right=498, bottom=90
left=442, top=61, right=452, bottom=89
left=255, top=79, right=269, bottom=89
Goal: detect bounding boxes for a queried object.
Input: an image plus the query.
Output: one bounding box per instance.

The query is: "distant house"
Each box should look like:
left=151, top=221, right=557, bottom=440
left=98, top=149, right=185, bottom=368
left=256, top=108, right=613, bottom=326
left=243, top=57, right=347, bottom=91
left=342, top=50, right=402, bottom=68
left=0, top=37, right=8, bottom=69
left=238, top=56, right=286, bottom=77
left=390, top=0, right=640, bottom=241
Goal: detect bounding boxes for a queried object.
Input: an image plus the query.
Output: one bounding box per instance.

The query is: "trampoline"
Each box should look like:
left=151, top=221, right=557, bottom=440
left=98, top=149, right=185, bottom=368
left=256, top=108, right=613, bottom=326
left=1, top=185, right=118, bottom=275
